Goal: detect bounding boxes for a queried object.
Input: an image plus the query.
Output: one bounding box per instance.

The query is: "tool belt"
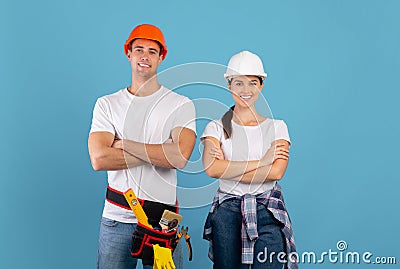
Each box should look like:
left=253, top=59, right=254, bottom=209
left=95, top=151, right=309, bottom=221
left=106, top=186, right=178, bottom=265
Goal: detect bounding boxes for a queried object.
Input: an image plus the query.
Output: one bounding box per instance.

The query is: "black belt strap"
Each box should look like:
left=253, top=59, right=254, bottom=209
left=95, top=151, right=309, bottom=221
left=106, top=187, right=131, bottom=209
left=106, top=186, right=178, bottom=227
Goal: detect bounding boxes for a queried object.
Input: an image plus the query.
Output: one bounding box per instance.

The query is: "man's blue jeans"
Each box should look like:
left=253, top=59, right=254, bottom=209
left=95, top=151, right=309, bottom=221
left=97, top=217, right=183, bottom=269
left=211, top=199, right=285, bottom=269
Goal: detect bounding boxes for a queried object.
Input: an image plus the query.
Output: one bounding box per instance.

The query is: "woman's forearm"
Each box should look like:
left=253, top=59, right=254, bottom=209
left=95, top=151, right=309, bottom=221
left=231, top=164, right=272, bottom=183
left=231, top=159, right=288, bottom=183
left=205, top=158, right=264, bottom=179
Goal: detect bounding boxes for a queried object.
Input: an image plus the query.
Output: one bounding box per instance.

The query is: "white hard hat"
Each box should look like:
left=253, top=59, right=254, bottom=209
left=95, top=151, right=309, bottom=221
left=224, top=50, right=267, bottom=81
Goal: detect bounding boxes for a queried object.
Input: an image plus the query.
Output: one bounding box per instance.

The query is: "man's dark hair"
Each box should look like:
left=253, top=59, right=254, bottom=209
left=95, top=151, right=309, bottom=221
left=129, top=39, right=164, bottom=56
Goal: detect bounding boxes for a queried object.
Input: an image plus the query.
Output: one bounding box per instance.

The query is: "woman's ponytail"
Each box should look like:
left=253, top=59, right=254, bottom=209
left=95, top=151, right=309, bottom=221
left=221, top=105, right=235, bottom=139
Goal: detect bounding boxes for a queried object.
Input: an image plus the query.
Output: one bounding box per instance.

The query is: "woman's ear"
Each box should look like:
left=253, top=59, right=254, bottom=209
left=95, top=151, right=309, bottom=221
left=259, top=81, right=264, bottom=91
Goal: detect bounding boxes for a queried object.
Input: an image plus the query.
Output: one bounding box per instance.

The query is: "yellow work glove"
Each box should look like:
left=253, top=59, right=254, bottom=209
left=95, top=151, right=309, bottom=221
left=153, top=244, right=176, bottom=269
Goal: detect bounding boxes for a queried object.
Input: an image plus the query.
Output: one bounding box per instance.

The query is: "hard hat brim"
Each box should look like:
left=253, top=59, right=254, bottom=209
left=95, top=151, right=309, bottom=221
left=224, top=73, right=267, bottom=81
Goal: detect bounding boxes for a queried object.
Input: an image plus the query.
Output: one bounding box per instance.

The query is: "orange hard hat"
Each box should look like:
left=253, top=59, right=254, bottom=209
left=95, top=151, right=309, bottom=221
left=124, top=24, right=167, bottom=59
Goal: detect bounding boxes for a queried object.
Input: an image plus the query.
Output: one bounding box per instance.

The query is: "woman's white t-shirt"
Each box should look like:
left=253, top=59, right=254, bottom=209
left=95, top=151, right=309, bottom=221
left=201, top=118, right=290, bottom=196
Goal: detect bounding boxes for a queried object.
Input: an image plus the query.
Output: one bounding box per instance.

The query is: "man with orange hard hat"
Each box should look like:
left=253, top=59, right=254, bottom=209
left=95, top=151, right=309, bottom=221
left=88, top=24, right=196, bottom=269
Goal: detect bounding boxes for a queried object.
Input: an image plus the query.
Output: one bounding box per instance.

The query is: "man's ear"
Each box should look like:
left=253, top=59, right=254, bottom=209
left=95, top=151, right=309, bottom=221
left=127, top=50, right=132, bottom=61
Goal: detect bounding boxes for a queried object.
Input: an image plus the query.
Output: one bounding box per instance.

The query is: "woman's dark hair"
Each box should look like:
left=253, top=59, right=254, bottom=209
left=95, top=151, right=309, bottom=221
left=228, top=76, right=263, bottom=86
left=222, top=105, right=235, bottom=139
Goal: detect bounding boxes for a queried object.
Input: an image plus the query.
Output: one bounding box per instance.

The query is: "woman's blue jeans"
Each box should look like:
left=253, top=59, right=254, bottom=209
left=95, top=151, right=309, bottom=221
left=211, top=199, right=285, bottom=269
left=97, top=217, right=183, bottom=269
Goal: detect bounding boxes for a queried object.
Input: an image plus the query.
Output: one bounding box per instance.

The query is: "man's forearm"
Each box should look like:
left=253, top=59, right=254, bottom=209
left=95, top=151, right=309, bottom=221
left=121, top=140, right=184, bottom=169
left=92, top=147, right=146, bottom=171
left=89, top=132, right=146, bottom=171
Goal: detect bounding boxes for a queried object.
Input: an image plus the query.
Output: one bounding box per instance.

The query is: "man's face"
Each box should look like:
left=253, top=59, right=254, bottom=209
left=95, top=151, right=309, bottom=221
left=127, top=39, right=163, bottom=79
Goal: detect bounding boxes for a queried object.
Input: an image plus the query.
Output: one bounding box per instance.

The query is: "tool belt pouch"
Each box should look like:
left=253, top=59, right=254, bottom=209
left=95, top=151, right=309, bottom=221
left=130, top=200, right=178, bottom=265
left=130, top=222, right=178, bottom=265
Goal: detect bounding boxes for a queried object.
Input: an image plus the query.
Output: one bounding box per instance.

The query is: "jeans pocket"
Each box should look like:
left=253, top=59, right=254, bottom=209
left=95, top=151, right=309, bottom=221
left=101, top=217, right=119, bottom=227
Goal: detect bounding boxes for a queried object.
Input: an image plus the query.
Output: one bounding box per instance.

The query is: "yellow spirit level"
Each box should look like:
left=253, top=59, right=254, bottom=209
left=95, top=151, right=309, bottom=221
left=123, top=188, right=152, bottom=228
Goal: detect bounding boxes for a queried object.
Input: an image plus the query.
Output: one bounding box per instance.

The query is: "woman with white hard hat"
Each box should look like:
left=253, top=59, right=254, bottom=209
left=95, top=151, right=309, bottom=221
left=201, top=51, right=298, bottom=269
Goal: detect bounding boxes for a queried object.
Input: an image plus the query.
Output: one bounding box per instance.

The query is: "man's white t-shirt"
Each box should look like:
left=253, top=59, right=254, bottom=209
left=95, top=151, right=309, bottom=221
left=201, top=118, right=290, bottom=196
left=90, top=86, right=196, bottom=223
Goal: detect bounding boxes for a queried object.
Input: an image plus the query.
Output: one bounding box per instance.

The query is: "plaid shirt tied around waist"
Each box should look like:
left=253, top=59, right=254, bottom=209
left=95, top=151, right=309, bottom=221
left=203, top=183, right=298, bottom=269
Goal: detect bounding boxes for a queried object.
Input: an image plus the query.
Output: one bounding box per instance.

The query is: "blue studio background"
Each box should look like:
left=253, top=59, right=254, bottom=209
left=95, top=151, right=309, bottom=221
left=1, top=0, right=399, bottom=268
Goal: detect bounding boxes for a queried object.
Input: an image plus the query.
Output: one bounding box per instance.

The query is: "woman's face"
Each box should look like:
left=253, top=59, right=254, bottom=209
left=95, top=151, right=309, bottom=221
left=229, top=75, right=263, bottom=108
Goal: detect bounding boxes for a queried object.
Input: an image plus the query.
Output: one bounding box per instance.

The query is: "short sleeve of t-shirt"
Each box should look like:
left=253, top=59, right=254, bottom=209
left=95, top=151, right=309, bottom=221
left=172, top=98, right=197, bottom=134
left=274, top=120, right=291, bottom=144
left=90, top=98, right=115, bottom=134
left=200, top=120, right=223, bottom=142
